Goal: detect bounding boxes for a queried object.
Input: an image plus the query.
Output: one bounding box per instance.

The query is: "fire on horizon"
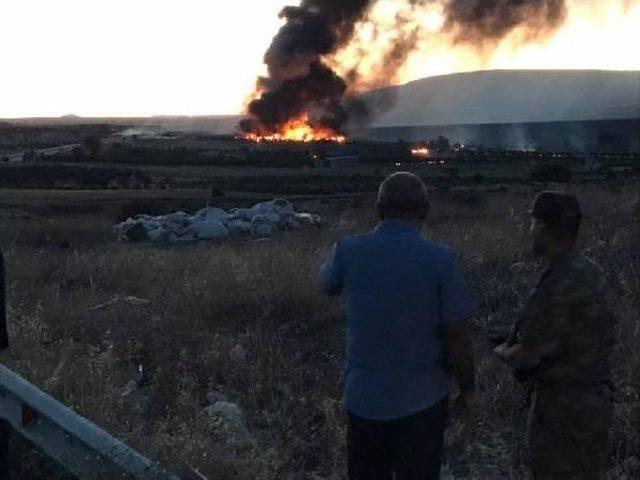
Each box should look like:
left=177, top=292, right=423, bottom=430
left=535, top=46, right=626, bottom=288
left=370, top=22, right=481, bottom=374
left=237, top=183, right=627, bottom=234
left=240, top=0, right=640, bottom=144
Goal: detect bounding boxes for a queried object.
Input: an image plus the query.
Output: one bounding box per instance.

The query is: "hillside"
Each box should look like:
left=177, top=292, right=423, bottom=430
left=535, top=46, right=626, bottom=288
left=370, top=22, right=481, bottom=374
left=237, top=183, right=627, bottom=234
left=5, top=70, right=639, bottom=135
left=365, top=70, right=640, bottom=128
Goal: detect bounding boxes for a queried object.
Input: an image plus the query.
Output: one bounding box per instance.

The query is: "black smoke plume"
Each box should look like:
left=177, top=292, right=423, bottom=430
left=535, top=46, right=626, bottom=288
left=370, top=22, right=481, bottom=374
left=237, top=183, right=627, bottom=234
left=240, top=0, right=374, bottom=136
left=443, top=0, right=568, bottom=46
left=240, top=0, right=569, bottom=138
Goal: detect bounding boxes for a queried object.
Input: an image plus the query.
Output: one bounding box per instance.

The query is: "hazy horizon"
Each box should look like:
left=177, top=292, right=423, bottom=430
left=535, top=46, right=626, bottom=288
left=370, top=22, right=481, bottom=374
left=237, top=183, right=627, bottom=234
left=2, top=68, right=638, bottom=121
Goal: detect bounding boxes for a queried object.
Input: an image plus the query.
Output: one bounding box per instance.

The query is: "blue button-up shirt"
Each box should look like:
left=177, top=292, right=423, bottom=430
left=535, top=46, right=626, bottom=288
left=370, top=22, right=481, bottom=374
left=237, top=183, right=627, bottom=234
left=319, top=220, right=474, bottom=420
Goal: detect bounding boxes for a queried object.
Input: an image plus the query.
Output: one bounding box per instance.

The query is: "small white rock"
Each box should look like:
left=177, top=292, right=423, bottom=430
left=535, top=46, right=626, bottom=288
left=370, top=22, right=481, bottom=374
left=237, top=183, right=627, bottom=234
left=204, top=401, right=251, bottom=446
left=229, top=344, right=247, bottom=365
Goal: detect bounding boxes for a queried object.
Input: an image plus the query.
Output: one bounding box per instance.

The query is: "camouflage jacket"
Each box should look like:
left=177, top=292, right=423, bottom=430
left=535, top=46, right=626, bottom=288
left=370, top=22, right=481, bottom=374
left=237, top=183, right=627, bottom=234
left=508, top=252, right=614, bottom=386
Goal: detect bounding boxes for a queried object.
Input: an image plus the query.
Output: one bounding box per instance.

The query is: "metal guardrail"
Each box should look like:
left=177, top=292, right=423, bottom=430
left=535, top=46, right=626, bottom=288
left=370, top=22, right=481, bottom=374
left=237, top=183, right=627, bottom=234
left=0, top=363, right=179, bottom=480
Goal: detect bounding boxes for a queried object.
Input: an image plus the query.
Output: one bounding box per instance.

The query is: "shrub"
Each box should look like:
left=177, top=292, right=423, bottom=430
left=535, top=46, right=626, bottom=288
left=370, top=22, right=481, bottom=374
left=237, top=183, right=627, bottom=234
left=83, top=135, right=102, bottom=158
left=445, top=167, right=460, bottom=178
left=530, top=163, right=572, bottom=182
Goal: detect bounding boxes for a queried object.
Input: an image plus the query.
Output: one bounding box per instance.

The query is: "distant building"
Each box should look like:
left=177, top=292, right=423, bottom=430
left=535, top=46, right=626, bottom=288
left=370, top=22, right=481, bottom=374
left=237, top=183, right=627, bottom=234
left=319, top=148, right=360, bottom=170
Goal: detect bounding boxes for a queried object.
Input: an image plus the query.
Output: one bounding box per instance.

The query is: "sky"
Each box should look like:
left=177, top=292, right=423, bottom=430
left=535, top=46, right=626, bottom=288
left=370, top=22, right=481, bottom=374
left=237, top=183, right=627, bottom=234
left=0, top=0, right=290, bottom=117
left=1, top=0, right=639, bottom=118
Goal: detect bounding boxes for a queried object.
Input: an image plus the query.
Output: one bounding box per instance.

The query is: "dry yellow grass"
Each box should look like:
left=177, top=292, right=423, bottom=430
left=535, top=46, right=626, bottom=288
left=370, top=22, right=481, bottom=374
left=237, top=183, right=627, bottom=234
left=1, top=185, right=638, bottom=479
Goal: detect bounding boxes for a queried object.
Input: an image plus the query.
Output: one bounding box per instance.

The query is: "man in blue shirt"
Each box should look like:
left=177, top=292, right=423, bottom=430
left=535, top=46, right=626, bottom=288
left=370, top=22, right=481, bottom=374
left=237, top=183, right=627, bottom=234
left=319, top=172, right=475, bottom=480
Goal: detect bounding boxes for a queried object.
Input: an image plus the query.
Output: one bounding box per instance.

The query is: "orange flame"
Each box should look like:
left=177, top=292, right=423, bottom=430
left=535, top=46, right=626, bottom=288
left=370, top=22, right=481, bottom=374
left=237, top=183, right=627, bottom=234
left=245, top=114, right=346, bottom=143
left=411, top=147, right=430, bottom=157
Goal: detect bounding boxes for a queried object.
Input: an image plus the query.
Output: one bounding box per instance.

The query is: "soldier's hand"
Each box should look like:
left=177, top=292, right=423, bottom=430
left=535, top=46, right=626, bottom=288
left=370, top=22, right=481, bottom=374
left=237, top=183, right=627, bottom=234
left=493, top=343, right=511, bottom=363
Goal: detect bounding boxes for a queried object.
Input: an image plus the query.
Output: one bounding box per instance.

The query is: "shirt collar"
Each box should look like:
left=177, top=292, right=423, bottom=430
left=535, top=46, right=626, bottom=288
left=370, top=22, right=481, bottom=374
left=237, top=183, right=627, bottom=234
left=375, top=219, right=421, bottom=235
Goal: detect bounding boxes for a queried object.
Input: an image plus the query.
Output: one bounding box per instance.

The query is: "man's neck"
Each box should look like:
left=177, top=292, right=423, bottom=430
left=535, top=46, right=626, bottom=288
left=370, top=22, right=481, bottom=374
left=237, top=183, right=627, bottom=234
left=380, top=216, right=423, bottom=231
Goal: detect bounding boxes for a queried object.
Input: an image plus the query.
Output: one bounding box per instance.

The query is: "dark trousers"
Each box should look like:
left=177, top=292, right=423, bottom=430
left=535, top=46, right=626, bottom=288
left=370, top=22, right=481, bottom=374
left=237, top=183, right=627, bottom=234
left=0, top=419, right=10, bottom=480
left=528, top=385, right=612, bottom=480
left=347, top=397, right=449, bottom=480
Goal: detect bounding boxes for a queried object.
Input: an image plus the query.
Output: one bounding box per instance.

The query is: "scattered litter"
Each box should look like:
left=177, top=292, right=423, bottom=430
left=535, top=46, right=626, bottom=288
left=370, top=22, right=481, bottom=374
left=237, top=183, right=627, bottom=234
left=120, top=365, right=149, bottom=398
left=510, top=262, right=527, bottom=272
left=113, top=198, right=322, bottom=244
left=43, top=345, right=74, bottom=391
left=89, top=295, right=151, bottom=311
left=187, top=465, right=209, bottom=480
left=120, top=379, right=139, bottom=398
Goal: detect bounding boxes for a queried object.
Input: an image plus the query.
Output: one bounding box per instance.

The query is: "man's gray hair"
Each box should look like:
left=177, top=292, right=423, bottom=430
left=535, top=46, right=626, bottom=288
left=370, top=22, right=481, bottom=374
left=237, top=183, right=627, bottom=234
left=377, top=172, right=429, bottom=217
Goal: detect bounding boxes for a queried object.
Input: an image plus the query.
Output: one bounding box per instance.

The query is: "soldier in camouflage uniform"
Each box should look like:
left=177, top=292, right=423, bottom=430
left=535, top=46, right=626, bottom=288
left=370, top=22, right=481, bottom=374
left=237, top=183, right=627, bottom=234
left=494, top=191, right=615, bottom=480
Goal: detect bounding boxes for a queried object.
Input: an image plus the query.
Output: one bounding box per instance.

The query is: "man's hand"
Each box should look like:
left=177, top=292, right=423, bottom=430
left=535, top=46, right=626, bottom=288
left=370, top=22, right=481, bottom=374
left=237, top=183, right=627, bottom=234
left=493, top=342, right=515, bottom=363
left=494, top=342, right=544, bottom=383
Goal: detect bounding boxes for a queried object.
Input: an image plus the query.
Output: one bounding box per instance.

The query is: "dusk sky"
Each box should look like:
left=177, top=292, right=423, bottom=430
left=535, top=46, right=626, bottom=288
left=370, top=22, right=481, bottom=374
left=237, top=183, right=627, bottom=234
left=1, top=0, right=639, bottom=118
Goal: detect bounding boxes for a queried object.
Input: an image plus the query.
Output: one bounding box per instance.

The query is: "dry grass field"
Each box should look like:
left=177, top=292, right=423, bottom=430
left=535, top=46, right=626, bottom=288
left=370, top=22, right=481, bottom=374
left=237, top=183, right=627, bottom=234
left=0, top=184, right=638, bottom=479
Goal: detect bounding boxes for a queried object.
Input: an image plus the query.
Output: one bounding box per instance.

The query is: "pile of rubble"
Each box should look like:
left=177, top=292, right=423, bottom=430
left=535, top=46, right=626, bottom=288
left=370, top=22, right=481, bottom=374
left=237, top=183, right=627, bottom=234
left=113, top=198, right=322, bottom=244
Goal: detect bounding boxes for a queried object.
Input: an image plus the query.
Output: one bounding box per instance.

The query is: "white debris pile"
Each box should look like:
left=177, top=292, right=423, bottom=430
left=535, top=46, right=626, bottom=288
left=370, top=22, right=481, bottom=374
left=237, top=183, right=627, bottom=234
left=113, top=198, right=322, bottom=243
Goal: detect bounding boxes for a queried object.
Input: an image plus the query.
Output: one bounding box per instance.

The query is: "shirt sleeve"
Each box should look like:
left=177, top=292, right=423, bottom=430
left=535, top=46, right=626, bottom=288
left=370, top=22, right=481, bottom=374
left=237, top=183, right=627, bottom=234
left=0, top=251, right=8, bottom=350
left=439, top=253, right=475, bottom=324
left=318, top=240, right=347, bottom=296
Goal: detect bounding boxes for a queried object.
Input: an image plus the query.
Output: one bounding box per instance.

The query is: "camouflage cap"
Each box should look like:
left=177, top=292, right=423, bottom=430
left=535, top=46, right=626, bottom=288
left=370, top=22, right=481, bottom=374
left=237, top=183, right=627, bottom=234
left=530, top=191, right=582, bottom=228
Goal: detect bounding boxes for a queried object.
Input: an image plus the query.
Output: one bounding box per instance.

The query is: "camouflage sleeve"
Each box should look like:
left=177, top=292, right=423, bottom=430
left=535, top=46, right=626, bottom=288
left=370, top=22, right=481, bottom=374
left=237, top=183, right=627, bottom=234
left=508, top=271, right=592, bottom=371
